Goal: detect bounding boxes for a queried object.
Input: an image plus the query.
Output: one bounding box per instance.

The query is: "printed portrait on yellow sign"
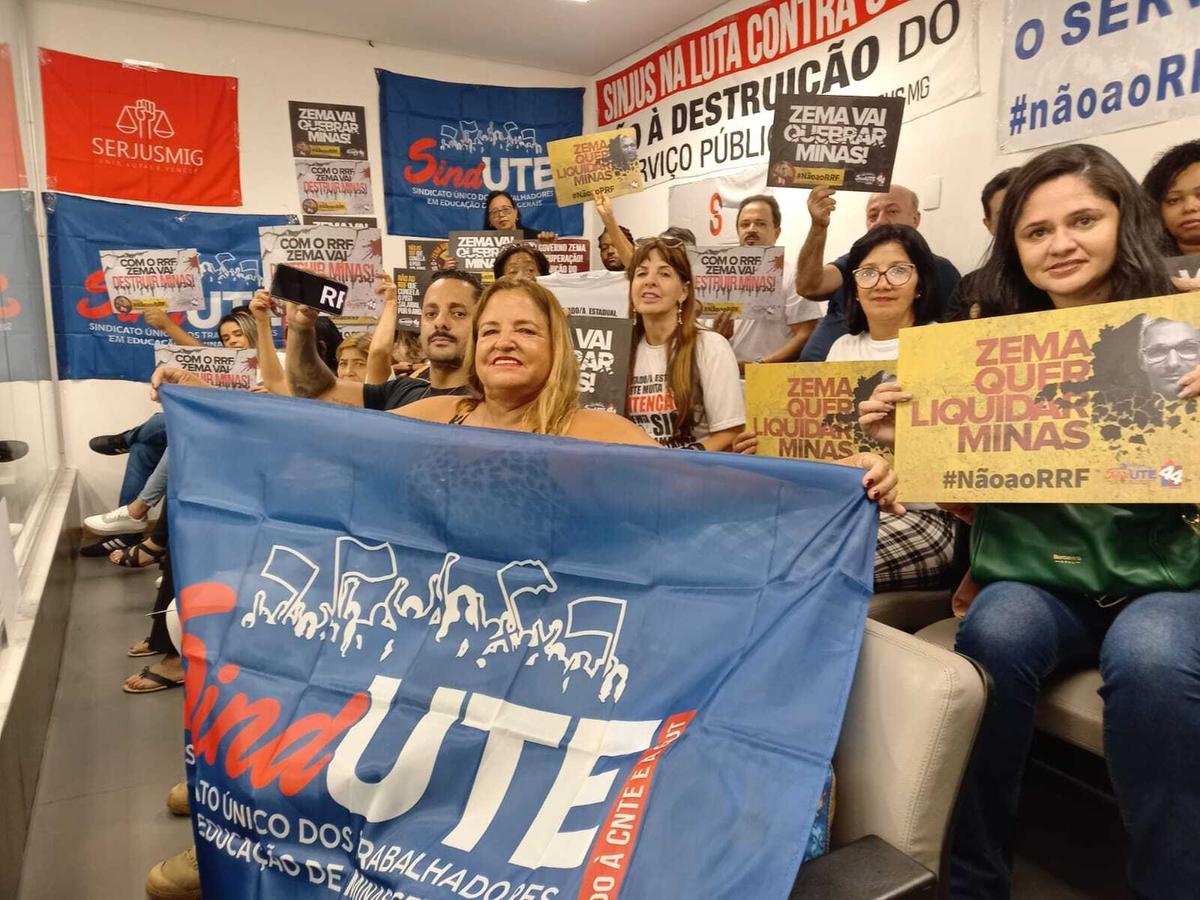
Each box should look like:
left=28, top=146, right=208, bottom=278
left=746, top=362, right=895, bottom=461
left=897, top=293, right=1200, bottom=503
left=547, top=128, right=643, bottom=208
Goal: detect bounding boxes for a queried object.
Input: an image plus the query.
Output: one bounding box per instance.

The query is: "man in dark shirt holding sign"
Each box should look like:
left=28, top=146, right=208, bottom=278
left=287, top=270, right=481, bottom=409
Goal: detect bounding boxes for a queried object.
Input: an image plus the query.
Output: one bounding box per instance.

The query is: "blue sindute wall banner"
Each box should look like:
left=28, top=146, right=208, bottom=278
left=45, top=192, right=294, bottom=381
left=162, top=385, right=877, bottom=899
left=378, top=70, right=585, bottom=239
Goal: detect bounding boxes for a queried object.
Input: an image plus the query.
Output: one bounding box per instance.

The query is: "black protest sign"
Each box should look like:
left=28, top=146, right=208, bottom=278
left=570, top=315, right=633, bottom=415
left=392, top=268, right=432, bottom=333
left=405, top=239, right=451, bottom=272
left=767, top=94, right=904, bottom=192
left=448, top=231, right=521, bottom=272
left=289, top=102, right=368, bottom=160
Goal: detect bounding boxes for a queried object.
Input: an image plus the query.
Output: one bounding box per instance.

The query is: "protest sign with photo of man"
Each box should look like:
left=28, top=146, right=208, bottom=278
left=547, top=128, right=643, bottom=207
left=897, top=292, right=1200, bottom=503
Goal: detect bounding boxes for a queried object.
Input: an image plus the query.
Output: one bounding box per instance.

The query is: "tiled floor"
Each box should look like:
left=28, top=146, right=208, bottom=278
left=17, top=558, right=192, bottom=900
left=16, top=558, right=1133, bottom=899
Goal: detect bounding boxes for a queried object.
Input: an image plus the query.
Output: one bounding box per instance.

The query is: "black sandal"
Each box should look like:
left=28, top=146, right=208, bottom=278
left=109, top=541, right=165, bottom=569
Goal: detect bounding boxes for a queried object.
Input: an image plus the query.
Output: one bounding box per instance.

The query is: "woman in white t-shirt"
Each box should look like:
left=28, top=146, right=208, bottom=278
left=832, top=224, right=957, bottom=591
left=625, top=238, right=745, bottom=449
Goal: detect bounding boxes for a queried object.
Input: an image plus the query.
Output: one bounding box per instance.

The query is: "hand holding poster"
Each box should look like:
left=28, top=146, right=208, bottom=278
left=688, top=246, right=784, bottom=317
left=767, top=94, right=904, bottom=192
left=447, top=230, right=520, bottom=273
left=547, top=129, right=643, bottom=207
left=154, top=344, right=257, bottom=390
left=746, top=362, right=895, bottom=460
left=897, top=293, right=1200, bottom=503
left=162, top=385, right=876, bottom=899
left=101, top=248, right=204, bottom=313
left=259, top=224, right=382, bottom=318
left=569, top=315, right=633, bottom=414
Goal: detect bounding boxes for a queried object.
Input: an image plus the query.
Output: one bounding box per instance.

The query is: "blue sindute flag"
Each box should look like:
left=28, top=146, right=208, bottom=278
left=162, top=385, right=877, bottom=899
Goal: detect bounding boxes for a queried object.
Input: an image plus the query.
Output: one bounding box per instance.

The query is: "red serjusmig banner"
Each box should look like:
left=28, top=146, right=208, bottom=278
left=39, top=48, right=241, bottom=206
left=0, top=44, right=27, bottom=190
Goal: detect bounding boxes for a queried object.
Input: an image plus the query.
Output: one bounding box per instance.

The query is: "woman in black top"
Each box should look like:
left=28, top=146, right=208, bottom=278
left=482, top=189, right=556, bottom=241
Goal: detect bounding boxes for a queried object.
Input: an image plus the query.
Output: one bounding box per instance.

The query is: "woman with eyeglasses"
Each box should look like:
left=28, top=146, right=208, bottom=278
left=483, top=189, right=557, bottom=241
left=822, top=225, right=958, bottom=593
left=826, top=224, right=942, bottom=361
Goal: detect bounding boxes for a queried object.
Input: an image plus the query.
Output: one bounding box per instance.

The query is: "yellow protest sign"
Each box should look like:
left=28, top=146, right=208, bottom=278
left=547, top=129, right=642, bottom=207
left=897, top=293, right=1200, bottom=503
left=746, top=362, right=895, bottom=461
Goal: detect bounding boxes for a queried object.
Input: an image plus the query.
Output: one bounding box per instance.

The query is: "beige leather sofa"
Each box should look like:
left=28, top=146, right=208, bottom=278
left=790, top=619, right=988, bottom=897
left=871, top=591, right=1105, bottom=758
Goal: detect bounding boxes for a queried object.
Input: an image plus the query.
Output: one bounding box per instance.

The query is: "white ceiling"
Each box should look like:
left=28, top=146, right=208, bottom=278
left=117, top=0, right=730, bottom=76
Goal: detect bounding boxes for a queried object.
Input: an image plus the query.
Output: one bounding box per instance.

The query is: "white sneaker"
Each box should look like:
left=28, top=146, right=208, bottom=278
left=84, top=505, right=148, bottom=535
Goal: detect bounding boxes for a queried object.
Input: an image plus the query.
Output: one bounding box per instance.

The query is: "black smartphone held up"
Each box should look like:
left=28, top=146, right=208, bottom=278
left=269, top=263, right=348, bottom=315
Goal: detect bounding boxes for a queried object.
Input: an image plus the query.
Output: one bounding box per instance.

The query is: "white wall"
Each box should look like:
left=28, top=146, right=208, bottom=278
left=588, top=0, right=1200, bottom=276
left=27, top=0, right=586, bottom=514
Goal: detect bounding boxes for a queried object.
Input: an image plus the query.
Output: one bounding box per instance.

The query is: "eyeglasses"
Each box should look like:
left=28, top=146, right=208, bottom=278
left=852, top=263, right=916, bottom=289
left=1141, top=340, right=1200, bottom=364
left=635, top=235, right=688, bottom=248
left=489, top=205, right=516, bottom=216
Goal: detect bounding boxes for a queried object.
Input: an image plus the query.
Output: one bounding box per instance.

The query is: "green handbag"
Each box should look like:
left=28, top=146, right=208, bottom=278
left=970, top=503, right=1200, bottom=604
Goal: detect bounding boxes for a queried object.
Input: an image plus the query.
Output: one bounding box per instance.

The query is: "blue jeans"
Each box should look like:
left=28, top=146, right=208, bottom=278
left=119, top=413, right=167, bottom=507
left=136, top=450, right=168, bottom=508
left=951, top=582, right=1200, bottom=899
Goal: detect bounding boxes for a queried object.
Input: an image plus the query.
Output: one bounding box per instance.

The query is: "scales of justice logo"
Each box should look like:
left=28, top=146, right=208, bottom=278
left=115, top=98, right=176, bottom=140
